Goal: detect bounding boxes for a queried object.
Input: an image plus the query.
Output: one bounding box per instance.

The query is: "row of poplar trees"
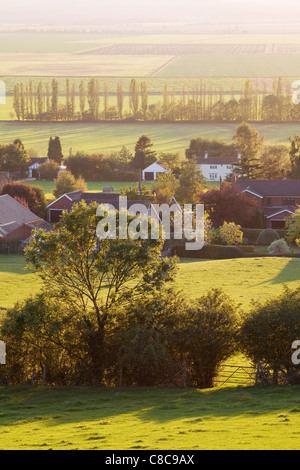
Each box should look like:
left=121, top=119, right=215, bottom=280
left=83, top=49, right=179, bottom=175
left=12, top=77, right=299, bottom=122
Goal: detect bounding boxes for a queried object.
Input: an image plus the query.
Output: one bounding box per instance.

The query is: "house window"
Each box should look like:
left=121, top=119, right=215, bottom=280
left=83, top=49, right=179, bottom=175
left=210, top=165, right=218, bottom=169
left=226, top=165, right=232, bottom=169
left=282, top=198, right=295, bottom=206
left=209, top=174, right=218, bottom=180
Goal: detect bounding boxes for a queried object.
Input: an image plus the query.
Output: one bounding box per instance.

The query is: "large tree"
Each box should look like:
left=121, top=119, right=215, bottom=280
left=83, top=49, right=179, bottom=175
left=197, top=182, right=261, bottom=228
left=0, top=141, right=30, bottom=177
left=25, top=201, right=177, bottom=383
left=232, top=122, right=264, bottom=179
left=135, top=135, right=156, bottom=166
left=288, top=134, right=300, bottom=179
left=47, top=136, right=63, bottom=165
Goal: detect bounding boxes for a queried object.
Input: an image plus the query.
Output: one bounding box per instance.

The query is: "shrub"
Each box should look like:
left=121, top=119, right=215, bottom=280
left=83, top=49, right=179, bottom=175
left=257, top=228, right=280, bottom=245
left=239, top=286, right=300, bottom=384
left=238, top=245, right=255, bottom=254
left=287, top=209, right=300, bottom=245
left=174, top=244, right=245, bottom=259
left=268, top=238, right=291, bottom=255
left=38, top=160, right=59, bottom=180
left=177, top=289, right=240, bottom=388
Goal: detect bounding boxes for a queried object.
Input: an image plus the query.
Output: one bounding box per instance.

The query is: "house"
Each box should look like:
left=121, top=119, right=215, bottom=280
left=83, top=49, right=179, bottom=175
left=46, top=191, right=182, bottom=230
left=27, top=157, right=48, bottom=179
left=46, top=191, right=158, bottom=224
left=236, top=179, right=300, bottom=229
left=0, top=172, right=10, bottom=192
left=0, top=194, right=52, bottom=243
left=196, top=153, right=239, bottom=182
left=142, top=161, right=169, bottom=181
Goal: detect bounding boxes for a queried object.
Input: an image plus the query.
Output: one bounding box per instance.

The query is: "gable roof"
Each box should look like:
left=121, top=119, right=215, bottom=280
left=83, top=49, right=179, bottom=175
left=236, top=179, right=300, bottom=197
left=0, top=194, right=41, bottom=234
left=142, top=162, right=168, bottom=172
left=0, top=195, right=52, bottom=239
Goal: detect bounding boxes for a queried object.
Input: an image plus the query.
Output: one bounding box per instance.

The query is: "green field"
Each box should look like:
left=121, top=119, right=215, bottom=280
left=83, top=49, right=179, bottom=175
left=0, top=121, right=299, bottom=158
left=155, top=54, right=300, bottom=78
left=0, top=385, right=300, bottom=450
left=1, top=255, right=299, bottom=310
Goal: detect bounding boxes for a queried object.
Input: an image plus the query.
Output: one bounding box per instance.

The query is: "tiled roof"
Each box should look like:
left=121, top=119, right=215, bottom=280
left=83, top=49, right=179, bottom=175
left=236, top=179, right=300, bottom=197
left=0, top=194, right=40, bottom=225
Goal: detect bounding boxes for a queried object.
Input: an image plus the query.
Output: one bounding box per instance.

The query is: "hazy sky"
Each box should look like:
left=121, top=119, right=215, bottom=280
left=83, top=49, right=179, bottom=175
left=2, top=0, right=300, bottom=25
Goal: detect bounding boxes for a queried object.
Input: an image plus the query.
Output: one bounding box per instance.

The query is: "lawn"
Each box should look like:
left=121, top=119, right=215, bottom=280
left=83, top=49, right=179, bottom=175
left=0, top=385, right=299, bottom=450
left=0, top=121, right=299, bottom=158
left=0, top=254, right=299, bottom=310
left=22, top=180, right=151, bottom=199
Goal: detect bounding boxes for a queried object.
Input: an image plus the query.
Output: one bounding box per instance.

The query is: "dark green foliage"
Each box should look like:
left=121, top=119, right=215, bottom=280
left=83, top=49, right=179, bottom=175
left=174, top=244, right=245, bottom=259
left=186, top=137, right=237, bottom=159
left=47, top=136, right=63, bottom=165
left=239, top=286, right=300, bottom=384
left=176, top=289, right=240, bottom=388
left=257, top=228, right=280, bottom=245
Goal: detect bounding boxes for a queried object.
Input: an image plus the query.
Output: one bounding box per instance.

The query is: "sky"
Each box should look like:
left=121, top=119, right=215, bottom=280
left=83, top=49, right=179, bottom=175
left=2, top=0, right=300, bottom=25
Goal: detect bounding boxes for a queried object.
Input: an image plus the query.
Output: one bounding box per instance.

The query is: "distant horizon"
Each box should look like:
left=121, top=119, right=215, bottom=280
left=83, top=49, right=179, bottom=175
left=1, top=0, right=300, bottom=27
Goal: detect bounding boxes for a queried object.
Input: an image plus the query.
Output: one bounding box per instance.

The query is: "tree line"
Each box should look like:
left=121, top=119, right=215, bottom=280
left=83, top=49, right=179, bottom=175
left=12, top=77, right=300, bottom=123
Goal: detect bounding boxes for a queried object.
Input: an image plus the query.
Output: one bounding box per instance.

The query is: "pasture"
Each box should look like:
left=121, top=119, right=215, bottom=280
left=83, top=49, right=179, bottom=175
left=1, top=254, right=300, bottom=310
left=0, top=385, right=300, bottom=450
left=0, top=121, right=299, bottom=158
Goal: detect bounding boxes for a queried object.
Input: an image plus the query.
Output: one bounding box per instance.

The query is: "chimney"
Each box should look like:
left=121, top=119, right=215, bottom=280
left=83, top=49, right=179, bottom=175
left=204, top=152, right=208, bottom=159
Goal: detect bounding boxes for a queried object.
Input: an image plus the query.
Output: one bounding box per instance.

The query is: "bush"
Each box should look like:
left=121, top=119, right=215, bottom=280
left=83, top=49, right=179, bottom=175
left=38, top=161, right=59, bottom=180
left=268, top=238, right=291, bottom=255
left=209, top=222, right=243, bottom=246
left=177, top=289, right=240, bottom=388
left=241, top=228, right=263, bottom=244
left=174, top=244, right=245, bottom=259
left=239, top=286, right=300, bottom=384
left=238, top=245, right=255, bottom=254
left=257, top=228, right=280, bottom=245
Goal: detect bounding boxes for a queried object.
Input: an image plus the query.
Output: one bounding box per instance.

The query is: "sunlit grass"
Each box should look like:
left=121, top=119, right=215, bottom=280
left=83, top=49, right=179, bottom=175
left=1, top=255, right=299, bottom=310
left=0, top=385, right=300, bottom=450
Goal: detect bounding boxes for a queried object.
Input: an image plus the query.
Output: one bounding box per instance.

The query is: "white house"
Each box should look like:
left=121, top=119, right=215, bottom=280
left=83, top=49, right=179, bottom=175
left=196, top=153, right=240, bottom=182
left=27, top=157, right=48, bottom=178
left=142, top=161, right=169, bottom=181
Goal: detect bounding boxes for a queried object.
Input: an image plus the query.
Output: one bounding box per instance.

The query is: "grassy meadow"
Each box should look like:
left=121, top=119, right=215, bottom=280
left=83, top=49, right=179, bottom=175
left=0, top=121, right=299, bottom=158
left=1, top=254, right=300, bottom=310
left=0, top=385, right=300, bottom=450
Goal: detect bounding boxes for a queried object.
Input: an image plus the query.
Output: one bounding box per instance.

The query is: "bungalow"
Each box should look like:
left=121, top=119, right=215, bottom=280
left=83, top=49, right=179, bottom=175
left=196, top=154, right=240, bottom=182
left=236, top=179, right=300, bottom=229
left=142, top=162, right=169, bottom=181
left=0, top=194, right=52, bottom=243
left=46, top=191, right=182, bottom=229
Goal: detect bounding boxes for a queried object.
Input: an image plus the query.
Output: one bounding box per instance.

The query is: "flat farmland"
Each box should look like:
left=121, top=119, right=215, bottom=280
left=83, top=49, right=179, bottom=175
left=0, top=53, right=173, bottom=77
left=154, top=54, right=300, bottom=78
left=0, top=121, right=298, bottom=157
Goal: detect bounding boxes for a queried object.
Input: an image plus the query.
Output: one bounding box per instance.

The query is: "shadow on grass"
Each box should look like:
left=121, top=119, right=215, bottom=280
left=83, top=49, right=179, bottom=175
left=253, top=258, right=300, bottom=287
left=0, top=385, right=298, bottom=428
